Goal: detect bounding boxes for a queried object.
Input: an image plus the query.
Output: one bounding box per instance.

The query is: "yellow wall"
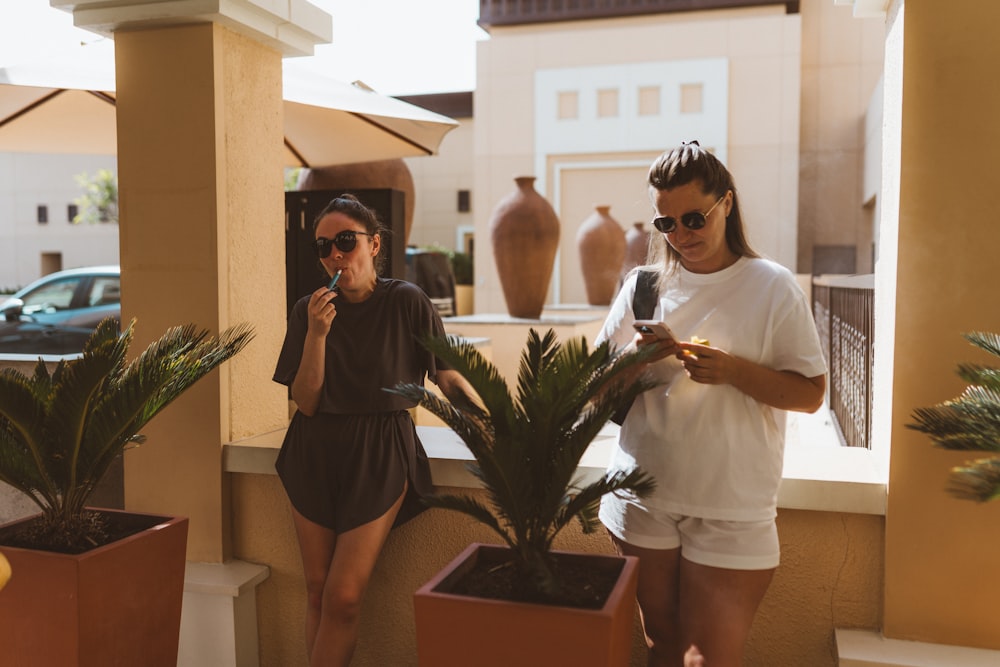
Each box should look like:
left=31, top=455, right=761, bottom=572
left=115, top=24, right=289, bottom=561
left=232, top=474, right=882, bottom=666
left=882, top=0, right=1000, bottom=648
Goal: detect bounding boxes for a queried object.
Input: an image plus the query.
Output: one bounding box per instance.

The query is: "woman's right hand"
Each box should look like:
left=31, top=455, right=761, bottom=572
left=306, top=286, right=338, bottom=336
left=632, top=330, right=679, bottom=363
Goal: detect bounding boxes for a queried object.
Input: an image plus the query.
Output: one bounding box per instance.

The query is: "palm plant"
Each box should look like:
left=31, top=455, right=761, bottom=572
left=390, top=328, right=657, bottom=604
left=0, top=317, right=254, bottom=552
left=908, top=331, right=1000, bottom=502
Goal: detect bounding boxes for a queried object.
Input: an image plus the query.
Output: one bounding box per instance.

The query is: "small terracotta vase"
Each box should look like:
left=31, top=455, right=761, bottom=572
left=489, top=176, right=560, bottom=319
left=577, top=205, right=626, bottom=306
left=623, top=221, right=651, bottom=275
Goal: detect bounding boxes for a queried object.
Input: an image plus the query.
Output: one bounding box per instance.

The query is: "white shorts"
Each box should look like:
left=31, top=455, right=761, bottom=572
left=599, top=493, right=780, bottom=570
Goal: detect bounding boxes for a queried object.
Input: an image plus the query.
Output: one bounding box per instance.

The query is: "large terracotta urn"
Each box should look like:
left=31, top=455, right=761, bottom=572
left=489, top=176, right=560, bottom=319
left=577, top=205, right=626, bottom=306
left=623, top=221, right=651, bottom=275
left=296, top=159, right=416, bottom=243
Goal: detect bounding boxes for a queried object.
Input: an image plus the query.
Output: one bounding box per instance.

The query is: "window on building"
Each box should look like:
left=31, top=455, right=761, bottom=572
left=457, top=190, right=471, bottom=213
left=37, top=205, right=48, bottom=224
left=638, top=86, right=661, bottom=116
left=597, top=88, right=619, bottom=118
left=67, top=204, right=79, bottom=223
left=557, top=91, right=578, bottom=120
left=680, top=83, right=704, bottom=114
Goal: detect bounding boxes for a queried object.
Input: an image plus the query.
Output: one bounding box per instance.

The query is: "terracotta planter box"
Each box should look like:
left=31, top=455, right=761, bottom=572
left=0, top=509, right=188, bottom=667
left=414, top=543, right=638, bottom=666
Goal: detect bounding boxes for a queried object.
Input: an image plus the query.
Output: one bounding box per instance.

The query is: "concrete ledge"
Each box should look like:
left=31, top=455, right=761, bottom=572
left=836, top=628, right=1000, bottom=666
left=224, top=411, right=888, bottom=517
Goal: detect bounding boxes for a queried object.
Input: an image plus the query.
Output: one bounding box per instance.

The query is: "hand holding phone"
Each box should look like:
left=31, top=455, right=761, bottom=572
left=633, top=320, right=676, bottom=341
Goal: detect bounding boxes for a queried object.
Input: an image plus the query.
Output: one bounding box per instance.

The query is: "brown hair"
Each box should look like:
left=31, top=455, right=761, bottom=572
left=313, top=194, right=389, bottom=274
left=645, top=142, right=758, bottom=280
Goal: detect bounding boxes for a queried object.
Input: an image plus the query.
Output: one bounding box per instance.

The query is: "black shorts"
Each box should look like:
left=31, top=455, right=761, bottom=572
left=275, top=410, right=433, bottom=533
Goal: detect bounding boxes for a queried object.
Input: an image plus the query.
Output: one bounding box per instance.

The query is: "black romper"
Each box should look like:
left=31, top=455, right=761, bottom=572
left=272, top=278, right=448, bottom=533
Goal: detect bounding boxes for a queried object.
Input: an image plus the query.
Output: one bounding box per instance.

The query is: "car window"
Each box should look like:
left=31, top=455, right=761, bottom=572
left=88, top=277, right=121, bottom=307
left=21, top=277, right=81, bottom=314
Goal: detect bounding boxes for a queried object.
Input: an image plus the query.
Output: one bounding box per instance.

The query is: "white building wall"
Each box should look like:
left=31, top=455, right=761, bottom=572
left=0, top=151, right=118, bottom=290
left=474, top=7, right=802, bottom=313
left=534, top=58, right=729, bottom=305
left=404, top=116, right=475, bottom=252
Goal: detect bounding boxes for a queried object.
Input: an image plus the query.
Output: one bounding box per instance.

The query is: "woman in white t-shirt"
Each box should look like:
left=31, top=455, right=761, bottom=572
left=596, top=142, right=827, bottom=667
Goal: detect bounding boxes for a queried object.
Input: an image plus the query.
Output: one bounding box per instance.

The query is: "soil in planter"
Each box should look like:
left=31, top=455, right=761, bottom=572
left=449, top=552, right=624, bottom=610
left=0, top=510, right=164, bottom=555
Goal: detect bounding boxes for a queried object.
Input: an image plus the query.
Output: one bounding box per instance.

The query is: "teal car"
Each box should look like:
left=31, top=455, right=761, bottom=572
left=0, top=266, right=120, bottom=355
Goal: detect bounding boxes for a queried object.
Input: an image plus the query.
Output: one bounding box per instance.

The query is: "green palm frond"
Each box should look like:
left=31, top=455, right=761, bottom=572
left=558, top=469, right=657, bottom=537
left=965, top=331, right=1000, bottom=358
left=0, top=367, right=57, bottom=509
left=908, top=330, right=1000, bottom=502
left=0, top=316, right=253, bottom=537
left=388, top=328, right=659, bottom=600
left=421, top=493, right=512, bottom=548
left=947, top=457, right=1000, bottom=502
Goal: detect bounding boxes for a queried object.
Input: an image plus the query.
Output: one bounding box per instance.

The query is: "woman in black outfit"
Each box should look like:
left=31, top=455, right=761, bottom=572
left=273, top=195, right=472, bottom=666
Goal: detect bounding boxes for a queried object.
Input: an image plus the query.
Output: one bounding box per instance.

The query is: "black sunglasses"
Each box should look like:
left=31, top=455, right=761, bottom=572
left=314, top=231, right=374, bottom=258
left=652, top=195, right=725, bottom=234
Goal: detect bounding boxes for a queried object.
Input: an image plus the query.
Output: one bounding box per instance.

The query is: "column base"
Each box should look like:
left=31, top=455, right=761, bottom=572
left=179, top=560, right=270, bottom=667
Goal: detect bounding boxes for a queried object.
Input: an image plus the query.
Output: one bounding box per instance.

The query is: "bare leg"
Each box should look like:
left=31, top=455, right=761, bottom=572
left=290, top=506, right=336, bottom=654
left=678, top=559, right=775, bottom=667
left=291, top=487, right=407, bottom=667
left=610, top=535, right=683, bottom=667
left=612, top=533, right=774, bottom=667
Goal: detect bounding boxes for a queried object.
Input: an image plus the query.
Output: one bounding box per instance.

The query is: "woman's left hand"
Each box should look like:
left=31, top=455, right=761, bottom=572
left=676, top=342, right=827, bottom=412
left=676, top=341, right=733, bottom=385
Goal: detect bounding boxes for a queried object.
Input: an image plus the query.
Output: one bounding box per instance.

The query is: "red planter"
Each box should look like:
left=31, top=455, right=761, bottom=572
left=414, top=543, right=638, bottom=666
left=0, top=510, right=188, bottom=667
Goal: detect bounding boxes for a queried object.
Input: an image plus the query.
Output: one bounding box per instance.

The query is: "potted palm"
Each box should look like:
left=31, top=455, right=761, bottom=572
left=390, top=328, right=657, bottom=667
left=0, top=317, right=253, bottom=666
left=908, top=331, right=1000, bottom=501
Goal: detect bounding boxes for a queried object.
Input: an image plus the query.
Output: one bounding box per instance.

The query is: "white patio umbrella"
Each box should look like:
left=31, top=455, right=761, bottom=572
left=0, top=44, right=458, bottom=166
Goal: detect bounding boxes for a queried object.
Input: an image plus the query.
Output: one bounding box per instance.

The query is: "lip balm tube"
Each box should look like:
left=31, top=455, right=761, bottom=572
left=328, top=269, right=343, bottom=291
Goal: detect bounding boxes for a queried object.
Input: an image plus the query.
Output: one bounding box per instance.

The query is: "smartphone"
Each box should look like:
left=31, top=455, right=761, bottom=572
left=632, top=320, right=676, bottom=341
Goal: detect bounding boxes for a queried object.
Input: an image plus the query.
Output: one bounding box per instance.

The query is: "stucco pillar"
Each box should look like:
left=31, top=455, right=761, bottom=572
left=113, top=23, right=288, bottom=562
left=882, top=0, right=1000, bottom=649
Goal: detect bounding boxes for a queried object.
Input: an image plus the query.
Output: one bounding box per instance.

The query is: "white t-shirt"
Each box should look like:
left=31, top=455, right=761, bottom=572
left=596, top=257, right=827, bottom=522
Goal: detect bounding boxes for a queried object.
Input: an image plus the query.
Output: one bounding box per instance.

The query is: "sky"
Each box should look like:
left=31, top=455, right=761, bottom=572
left=0, top=0, right=488, bottom=96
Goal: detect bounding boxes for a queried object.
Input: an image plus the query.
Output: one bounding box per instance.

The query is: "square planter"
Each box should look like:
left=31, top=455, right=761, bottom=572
left=0, top=509, right=188, bottom=667
left=414, top=542, right=638, bottom=666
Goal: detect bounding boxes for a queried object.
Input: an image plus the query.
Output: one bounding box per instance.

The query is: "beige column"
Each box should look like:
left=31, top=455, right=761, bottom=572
left=883, top=0, right=1000, bottom=648
left=113, top=23, right=288, bottom=561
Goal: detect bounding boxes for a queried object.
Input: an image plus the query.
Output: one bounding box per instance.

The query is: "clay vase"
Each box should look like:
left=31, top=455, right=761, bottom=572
left=577, top=205, right=626, bottom=306
left=489, top=176, right=560, bottom=319
left=623, top=221, right=651, bottom=275
left=296, top=159, right=416, bottom=244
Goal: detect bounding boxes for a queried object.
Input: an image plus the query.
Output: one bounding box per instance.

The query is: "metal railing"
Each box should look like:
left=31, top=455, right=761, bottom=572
left=812, top=274, right=874, bottom=449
